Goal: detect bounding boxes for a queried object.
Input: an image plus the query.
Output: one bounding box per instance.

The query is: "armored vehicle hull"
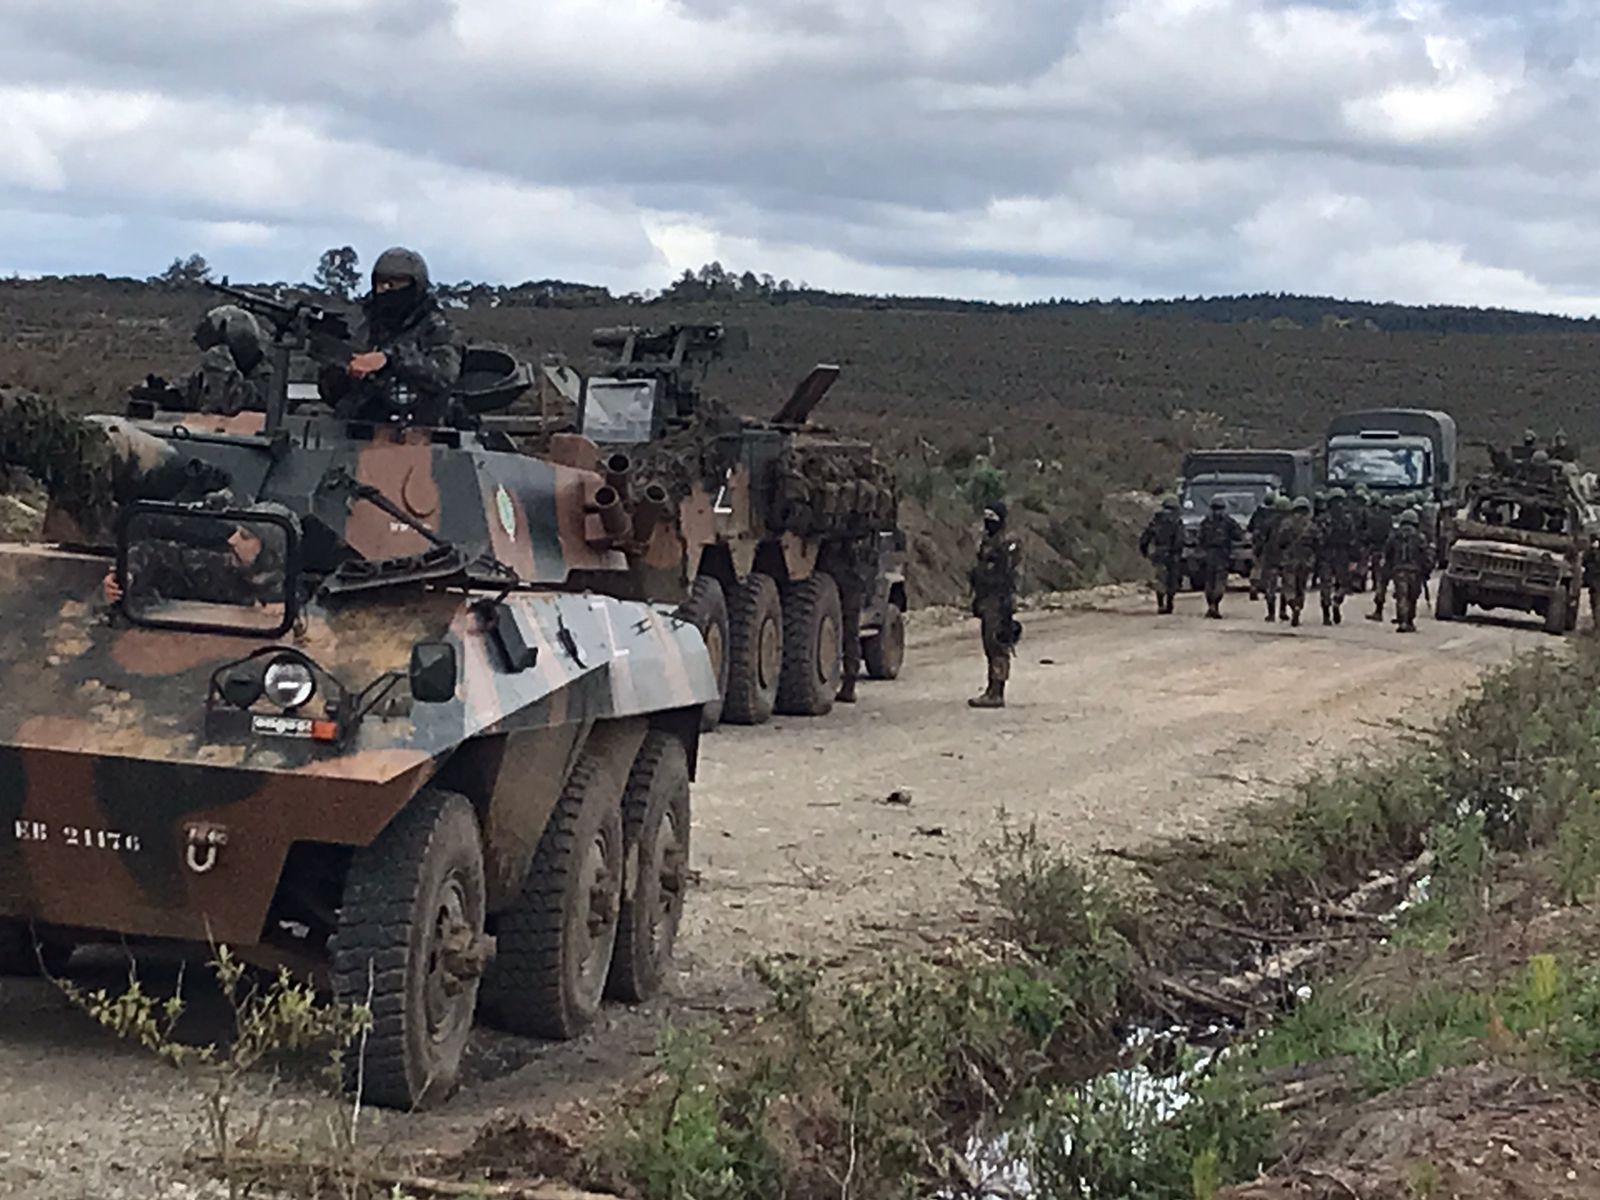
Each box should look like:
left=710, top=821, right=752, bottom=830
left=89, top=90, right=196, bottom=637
left=0, top=358, right=717, bottom=1112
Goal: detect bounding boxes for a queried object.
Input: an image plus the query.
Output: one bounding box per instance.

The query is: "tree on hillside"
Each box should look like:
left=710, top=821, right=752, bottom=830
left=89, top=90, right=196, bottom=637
left=154, top=254, right=212, bottom=288
left=313, top=246, right=362, bottom=299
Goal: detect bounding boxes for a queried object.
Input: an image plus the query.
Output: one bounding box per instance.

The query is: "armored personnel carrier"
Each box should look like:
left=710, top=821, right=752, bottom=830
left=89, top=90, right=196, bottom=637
left=539, top=323, right=905, bottom=728
left=1436, top=456, right=1598, bottom=633
left=0, top=288, right=717, bottom=1111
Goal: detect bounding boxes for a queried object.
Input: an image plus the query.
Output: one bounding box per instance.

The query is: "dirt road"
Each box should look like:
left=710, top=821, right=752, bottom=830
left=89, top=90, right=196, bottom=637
left=0, top=588, right=1552, bottom=1197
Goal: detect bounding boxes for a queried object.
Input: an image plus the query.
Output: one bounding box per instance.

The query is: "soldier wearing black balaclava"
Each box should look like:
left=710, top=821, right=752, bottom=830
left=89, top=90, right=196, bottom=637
left=320, top=247, right=461, bottom=425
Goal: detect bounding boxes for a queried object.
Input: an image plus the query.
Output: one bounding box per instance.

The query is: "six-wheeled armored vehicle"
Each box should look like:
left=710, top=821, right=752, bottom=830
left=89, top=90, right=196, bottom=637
left=0, top=287, right=717, bottom=1111
left=540, top=323, right=906, bottom=727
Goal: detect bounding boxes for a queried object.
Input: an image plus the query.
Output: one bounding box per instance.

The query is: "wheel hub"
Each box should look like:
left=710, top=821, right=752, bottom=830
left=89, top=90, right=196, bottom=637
left=575, top=827, right=620, bottom=997
left=757, top=614, right=781, bottom=689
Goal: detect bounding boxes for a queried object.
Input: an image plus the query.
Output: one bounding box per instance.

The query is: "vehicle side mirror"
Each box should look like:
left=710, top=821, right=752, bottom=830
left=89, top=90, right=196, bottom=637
left=409, top=641, right=458, bottom=703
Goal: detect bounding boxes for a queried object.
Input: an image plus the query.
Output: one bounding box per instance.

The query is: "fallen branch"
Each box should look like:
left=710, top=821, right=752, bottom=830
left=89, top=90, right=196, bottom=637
left=1147, top=972, right=1256, bottom=1022
left=196, top=1151, right=612, bottom=1200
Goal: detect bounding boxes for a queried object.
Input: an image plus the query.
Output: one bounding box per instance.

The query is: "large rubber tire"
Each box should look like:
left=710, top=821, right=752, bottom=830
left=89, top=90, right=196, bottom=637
left=777, top=573, right=843, bottom=717
left=724, top=573, right=782, bottom=726
left=864, top=602, right=906, bottom=681
left=330, top=789, right=486, bottom=1111
left=0, top=922, right=72, bottom=977
left=1435, top=576, right=1464, bottom=621
left=479, top=746, right=625, bottom=1040
left=681, top=577, right=729, bottom=732
left=1546, top=589, right=1570, bottom=635
left=607, top=732, right=691, bottom=1003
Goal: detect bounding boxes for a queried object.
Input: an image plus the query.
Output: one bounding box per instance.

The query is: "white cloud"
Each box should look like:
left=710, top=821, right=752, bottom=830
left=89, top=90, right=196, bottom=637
left=0, top=0, right=1594, bottom=313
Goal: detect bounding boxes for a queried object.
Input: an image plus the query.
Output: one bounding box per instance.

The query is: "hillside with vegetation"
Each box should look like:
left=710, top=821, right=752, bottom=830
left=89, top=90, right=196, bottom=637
left=4, top=265, right=1599, bottom=601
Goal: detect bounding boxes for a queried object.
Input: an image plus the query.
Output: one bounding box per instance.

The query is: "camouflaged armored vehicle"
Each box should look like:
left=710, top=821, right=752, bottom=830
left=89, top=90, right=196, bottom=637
left=542, top=323, right=905, bottom=729
left=0, top=289, right=717, bottom=1111
left=1436, top=456, right=1599, bottom=634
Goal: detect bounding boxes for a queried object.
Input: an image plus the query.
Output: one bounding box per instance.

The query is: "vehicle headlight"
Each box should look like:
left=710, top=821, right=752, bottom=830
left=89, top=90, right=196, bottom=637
left=263, top=658, right=315, bottom=710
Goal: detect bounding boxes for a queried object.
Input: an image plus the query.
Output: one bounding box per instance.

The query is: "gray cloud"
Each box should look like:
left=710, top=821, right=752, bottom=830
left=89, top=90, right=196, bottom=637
left=1, top=0, right=1598, bottom=311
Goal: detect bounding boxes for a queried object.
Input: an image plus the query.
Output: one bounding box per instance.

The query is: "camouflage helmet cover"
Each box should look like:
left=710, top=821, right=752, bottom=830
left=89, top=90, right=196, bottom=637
left=1328, top=486, right=1347, bottom=500
left=1292, top=496, right=1312, bottom=512
left=1399, top=508, right=1421, bottom=526
left=1161, top=494, right=1179, bottom=510
left=372, top=246, right=432, bottom=291
left=1210, top=496, right=1227, bottom=510
left=1274, top=494, right=1293, bottom=511
left=1533, top=449, right=1551, bottom=464
left=192, top=305, right=265, bottom=373
left=1524, top=428, right=1538, bottom=443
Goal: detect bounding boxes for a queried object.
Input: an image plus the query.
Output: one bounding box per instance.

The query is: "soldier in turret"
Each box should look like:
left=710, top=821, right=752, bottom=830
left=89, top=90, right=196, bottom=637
left=1584, top=534, right=1600, bottom=632
left=1551, top=430, right=1577, bottom=464
left=320, top=247, right=461, bottom=425
left=1138, top=495, right=1185, bottom=614
left=968, top=501, right=1021, bottom=709
left=1511, top=429, right=1539, bottom=462
left=1382, top=508, right=1433, bottom=634
left=1198, top=497, right=1244, bottom=619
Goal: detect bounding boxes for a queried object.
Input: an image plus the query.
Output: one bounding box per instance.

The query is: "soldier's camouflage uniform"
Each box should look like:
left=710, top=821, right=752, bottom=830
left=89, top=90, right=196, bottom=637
left=1257, top=495, right=1292, bottom=622
left=1138, top=504, right=1184, bottom=614
left=1268, top=506, right=1317, bottom=628
left=124, top=536, right=280, bottom=610
left=1365, top=503, right=1398, bottom=621
left=826, top=537, right=877, bottom=704
left=1382, top=520, right=1433, bottom=634
left=1584, top=538, right=1600, bottom=632
left=319, top=247, right=462, bottom=426
left=969, top=509, right=1021, bottom=708
left=1197, top=505, right=1244, bottom=618
left=1247, top=499, right=1281, bottom=601
left=1314, top=499, right=1357, bottom=624
left=187, top=305, right=273, bottom=415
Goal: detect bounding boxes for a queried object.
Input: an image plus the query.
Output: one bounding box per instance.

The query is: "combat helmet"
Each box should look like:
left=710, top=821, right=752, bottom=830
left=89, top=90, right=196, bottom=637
left=371, top=246, right=432, bottom=291
left=1210, top=497, right=1227, bottom=510
left=1161, top=494, right=1179, bottom=511
left=1399, top=508, right=1421, bottom=526
left=1328, top=486, right=1347, bottom=501
left=1292, top=496, right=1312, bottom=512
left=1274, top=494, right=1293, bottom=511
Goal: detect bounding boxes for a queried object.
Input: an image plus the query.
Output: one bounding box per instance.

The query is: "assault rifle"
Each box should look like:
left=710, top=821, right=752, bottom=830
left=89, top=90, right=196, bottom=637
left=206, top=279, right=358, bottom=367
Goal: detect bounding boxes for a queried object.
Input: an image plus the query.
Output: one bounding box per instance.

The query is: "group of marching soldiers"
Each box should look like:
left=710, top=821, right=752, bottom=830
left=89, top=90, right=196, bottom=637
left=1139, top=487, right=1434, bottom=632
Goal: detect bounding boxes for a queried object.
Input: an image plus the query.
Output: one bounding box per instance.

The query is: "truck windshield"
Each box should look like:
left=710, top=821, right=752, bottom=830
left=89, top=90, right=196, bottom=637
left=582, top=379, right=657, bottom=445
left=1182, top=484, right=1261, bottom=518
left=1327, top=446, right=1427, bottom=489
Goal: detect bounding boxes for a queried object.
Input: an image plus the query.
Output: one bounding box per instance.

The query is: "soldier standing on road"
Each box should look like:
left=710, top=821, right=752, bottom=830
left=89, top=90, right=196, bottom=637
left=1366, top=500, right=1399, bottom=622
left=1315, top=488, right=1356, bottom=625
left=1198, top=497, right=1244, bottom=619
left=1269, top=497, right=1317, bottom=628
left=1584, top=535, right=1600, bottom=633
left=1259, top=493, right=1293, bottom=622
left=1382, top=508, right=1433, bottom=634
left=828, top=538, right=876, bottom=705
left=319, top=247, right=461, bottom=426
left=1247, top=490, right=1281, bottom=602
left=968, top=502, right=1022, bottom=709
left=1138, top=495, right=1185, bottom=615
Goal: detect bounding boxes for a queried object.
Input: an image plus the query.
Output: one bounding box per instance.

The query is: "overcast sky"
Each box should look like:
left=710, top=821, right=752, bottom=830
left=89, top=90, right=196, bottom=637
left=2, top=0, right=1597, bottom=311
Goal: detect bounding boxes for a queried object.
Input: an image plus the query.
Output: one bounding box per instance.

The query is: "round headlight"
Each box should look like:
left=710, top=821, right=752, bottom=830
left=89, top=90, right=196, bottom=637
left=262, top=658, right=315, bottom=710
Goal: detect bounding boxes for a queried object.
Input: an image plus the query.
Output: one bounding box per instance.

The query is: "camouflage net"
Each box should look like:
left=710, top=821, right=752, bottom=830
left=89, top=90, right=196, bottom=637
left=0, top=387, right=118, bottom=520
left=772, top=441, right=898, bottom=537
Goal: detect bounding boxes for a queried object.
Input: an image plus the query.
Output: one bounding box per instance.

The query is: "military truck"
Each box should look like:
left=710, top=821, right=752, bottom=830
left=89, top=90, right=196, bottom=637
left=1177, top=449, right=1315, bottom=590
left=1325, top=409, right=1458, bottom=552
left=0, top=287, right=718, bottom=1112
left=1435, top=459, right=1598, bottom=634
left=545, top=323, right=905, bottom=728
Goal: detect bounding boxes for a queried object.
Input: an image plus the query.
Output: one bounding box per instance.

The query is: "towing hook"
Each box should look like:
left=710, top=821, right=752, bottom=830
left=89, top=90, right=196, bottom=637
left=187, top=843, right=220, bottom=874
